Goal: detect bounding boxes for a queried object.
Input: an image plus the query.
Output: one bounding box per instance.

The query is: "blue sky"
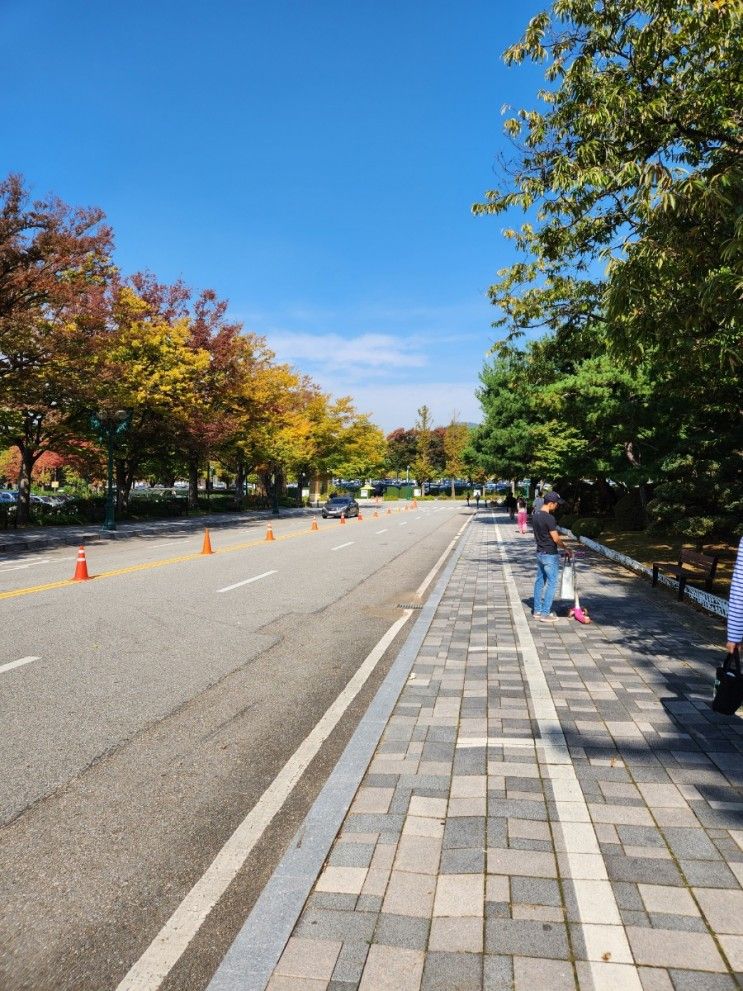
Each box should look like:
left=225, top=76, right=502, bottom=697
left=1, top=0, right=547, bottom=432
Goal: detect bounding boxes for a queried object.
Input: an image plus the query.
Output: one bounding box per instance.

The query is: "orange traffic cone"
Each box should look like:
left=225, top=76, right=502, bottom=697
left=412, top=500, right=418, bottom=509
left=311, top=518, right=319, bottom=531
left=201, top=528, right=214, bottom=555
left=73, top=545, right=90, bottom=581
left=265, top=523, right=275, bottom=541
left=340, top=513, right=346, bottom=525
left=357, top=511, right=363, bottom=521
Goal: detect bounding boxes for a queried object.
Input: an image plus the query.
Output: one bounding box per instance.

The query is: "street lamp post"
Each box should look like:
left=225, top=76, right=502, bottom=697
left=91, top=409, right=131, bottom=531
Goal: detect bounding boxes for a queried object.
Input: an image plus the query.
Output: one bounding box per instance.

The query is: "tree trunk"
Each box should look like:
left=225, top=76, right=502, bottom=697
left=450, top=479, right=456, bottom=498
left=637, top=482, right=649, bottom=525
left=296, top=470, right=305, bottom=507
left=188, top=459, right=199, bottom=511
left=234, top=459, right=245, bottom=510
left=16, top=445, right=36, bottom=525
left=115, top=460, right=135, bottom=514
left=273, top=466, right=283, bottom=515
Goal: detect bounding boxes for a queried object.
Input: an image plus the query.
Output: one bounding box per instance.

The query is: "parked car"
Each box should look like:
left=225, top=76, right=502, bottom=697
left=322, top=496, right=359, bottom=519
left=0, top=490, right=18, bottom=504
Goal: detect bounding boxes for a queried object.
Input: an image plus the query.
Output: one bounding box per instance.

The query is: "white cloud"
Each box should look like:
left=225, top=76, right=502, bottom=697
left=269, top=331, right=427, bottom=377
left=319, top=379, right=481, bottom=432
left=234, top=300, right=486, bottom=430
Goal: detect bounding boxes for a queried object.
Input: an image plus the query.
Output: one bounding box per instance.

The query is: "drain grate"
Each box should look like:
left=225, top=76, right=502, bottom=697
left=398, top=603, right=423, bottom=610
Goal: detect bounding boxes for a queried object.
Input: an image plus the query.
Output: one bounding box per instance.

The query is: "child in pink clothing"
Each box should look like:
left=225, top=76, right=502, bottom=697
left=516, top=498, right=528, bottom=534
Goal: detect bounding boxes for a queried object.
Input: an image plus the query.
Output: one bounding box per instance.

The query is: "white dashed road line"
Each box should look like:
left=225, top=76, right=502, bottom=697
left=216, top=571, right=278, bottom=594
left=0, top=656, right=40, bottom=676
left=331, top=542, right=354, bottom=551
left=375, top=529, right=388, bottom=534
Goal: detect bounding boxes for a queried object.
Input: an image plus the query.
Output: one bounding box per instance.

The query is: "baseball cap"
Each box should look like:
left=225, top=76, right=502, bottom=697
left=543, top=491, right=565, bottom=504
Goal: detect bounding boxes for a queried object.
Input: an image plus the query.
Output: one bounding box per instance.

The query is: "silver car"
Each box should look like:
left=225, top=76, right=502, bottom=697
left=322, top=496, right=359, bottom=519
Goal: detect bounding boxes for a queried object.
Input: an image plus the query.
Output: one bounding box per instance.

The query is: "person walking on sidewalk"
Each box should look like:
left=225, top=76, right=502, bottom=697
left=532, top=491, right=571, bottom=623
left=727, top=536, right=743, bottom=653
left=516, top=498, right=528, bottom=535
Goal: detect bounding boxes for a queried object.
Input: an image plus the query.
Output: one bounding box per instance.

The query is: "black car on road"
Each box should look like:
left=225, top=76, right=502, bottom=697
left=322, top=496, right=359, bottom=519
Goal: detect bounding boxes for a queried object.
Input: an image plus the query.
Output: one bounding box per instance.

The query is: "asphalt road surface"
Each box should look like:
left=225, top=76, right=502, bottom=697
left=0, top=502, right=470, bottom=991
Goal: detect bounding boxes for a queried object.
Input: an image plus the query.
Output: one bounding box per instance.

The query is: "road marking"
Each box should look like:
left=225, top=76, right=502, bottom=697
left=0, top=559, right=51, bottom=574
left=115, top=610, right=413, bottom=991
left=0, top=655, right=40, bottom=676
left=376, top=529, right=388, bottom=534
left=331, top=541, right=354, bottom=551
left=0, top=522, right=319, bottom=601
left=399, top=522, right=408, bottom=527
left=216, top=570, right=277, bottom=594
left=492, top=517, right=641, bottom=989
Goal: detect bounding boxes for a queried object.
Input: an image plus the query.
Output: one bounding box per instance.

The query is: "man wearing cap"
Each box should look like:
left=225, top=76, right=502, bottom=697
left=532, top=491, right=571, bottom=623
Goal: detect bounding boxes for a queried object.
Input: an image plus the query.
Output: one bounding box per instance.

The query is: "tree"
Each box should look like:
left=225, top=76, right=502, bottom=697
left=92, top=285, right=209, bottom=511
left=0, top=174, right=113, bottom=521
left=474, top=1, right=741, bottom=356
left=385, top=428, right=418, bottom=480
left=335, top=415, right=387, bottom=480
left=411, top=405, right=436, bottom=490
left=473, top=1, right=742, bottom=540
left=443, top=416, right=470, bottom=496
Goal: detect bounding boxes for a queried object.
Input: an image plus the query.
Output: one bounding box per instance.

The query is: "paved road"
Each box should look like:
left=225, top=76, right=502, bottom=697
left=0, top=502, right=469, bottom=991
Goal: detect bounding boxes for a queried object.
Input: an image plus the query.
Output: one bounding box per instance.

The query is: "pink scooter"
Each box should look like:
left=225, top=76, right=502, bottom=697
left=566, top=550, right=592, bottom=624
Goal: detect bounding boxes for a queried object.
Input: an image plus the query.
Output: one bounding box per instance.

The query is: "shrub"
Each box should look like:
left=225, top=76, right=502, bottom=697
left=558, top=513, right=578, bottom=533
left=571, top=516, right=604, bottom=540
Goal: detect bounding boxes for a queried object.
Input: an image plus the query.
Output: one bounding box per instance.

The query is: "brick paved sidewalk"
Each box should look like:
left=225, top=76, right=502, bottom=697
left=263, top=511, right=741, bottom=991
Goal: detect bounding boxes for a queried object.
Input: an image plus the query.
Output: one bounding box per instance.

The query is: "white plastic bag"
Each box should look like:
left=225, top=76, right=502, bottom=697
left=560, top=556, right=575, bottom=601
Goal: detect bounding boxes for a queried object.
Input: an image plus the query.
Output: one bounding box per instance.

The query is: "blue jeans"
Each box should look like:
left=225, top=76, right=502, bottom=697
left=534, top=553, right=560, bottom=616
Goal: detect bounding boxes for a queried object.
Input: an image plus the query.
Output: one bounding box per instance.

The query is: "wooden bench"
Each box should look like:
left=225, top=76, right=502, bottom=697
left=652, top=549, right=719, bottom=600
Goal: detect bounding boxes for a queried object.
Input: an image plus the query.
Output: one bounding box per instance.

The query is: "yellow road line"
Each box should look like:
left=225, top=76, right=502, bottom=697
left=0, top=520, right=340, bottom=602
left=0, top=578, right=77, bottom=600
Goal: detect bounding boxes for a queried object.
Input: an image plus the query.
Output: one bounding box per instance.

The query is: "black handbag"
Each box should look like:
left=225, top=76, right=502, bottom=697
left=712, top=647, right=743, bottom=714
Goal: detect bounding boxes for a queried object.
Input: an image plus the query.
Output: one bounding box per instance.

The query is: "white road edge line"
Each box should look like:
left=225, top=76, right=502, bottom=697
left=0, top=656, right=40, bottom=676
left=375, top=529, right=388, bottom=534
left=331, top=541, right=354, bottom=551
left=115, top=609, right=413, bottom=991
left=216, top=571, right=278, bottom=594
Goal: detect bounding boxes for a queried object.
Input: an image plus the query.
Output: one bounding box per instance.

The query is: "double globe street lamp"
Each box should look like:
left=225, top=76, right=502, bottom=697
left=90, top=409, right=132, bottom=531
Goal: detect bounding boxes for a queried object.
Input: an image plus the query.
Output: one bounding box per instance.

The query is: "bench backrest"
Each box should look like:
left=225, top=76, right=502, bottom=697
left=678, top=548, right=718, bottom=575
